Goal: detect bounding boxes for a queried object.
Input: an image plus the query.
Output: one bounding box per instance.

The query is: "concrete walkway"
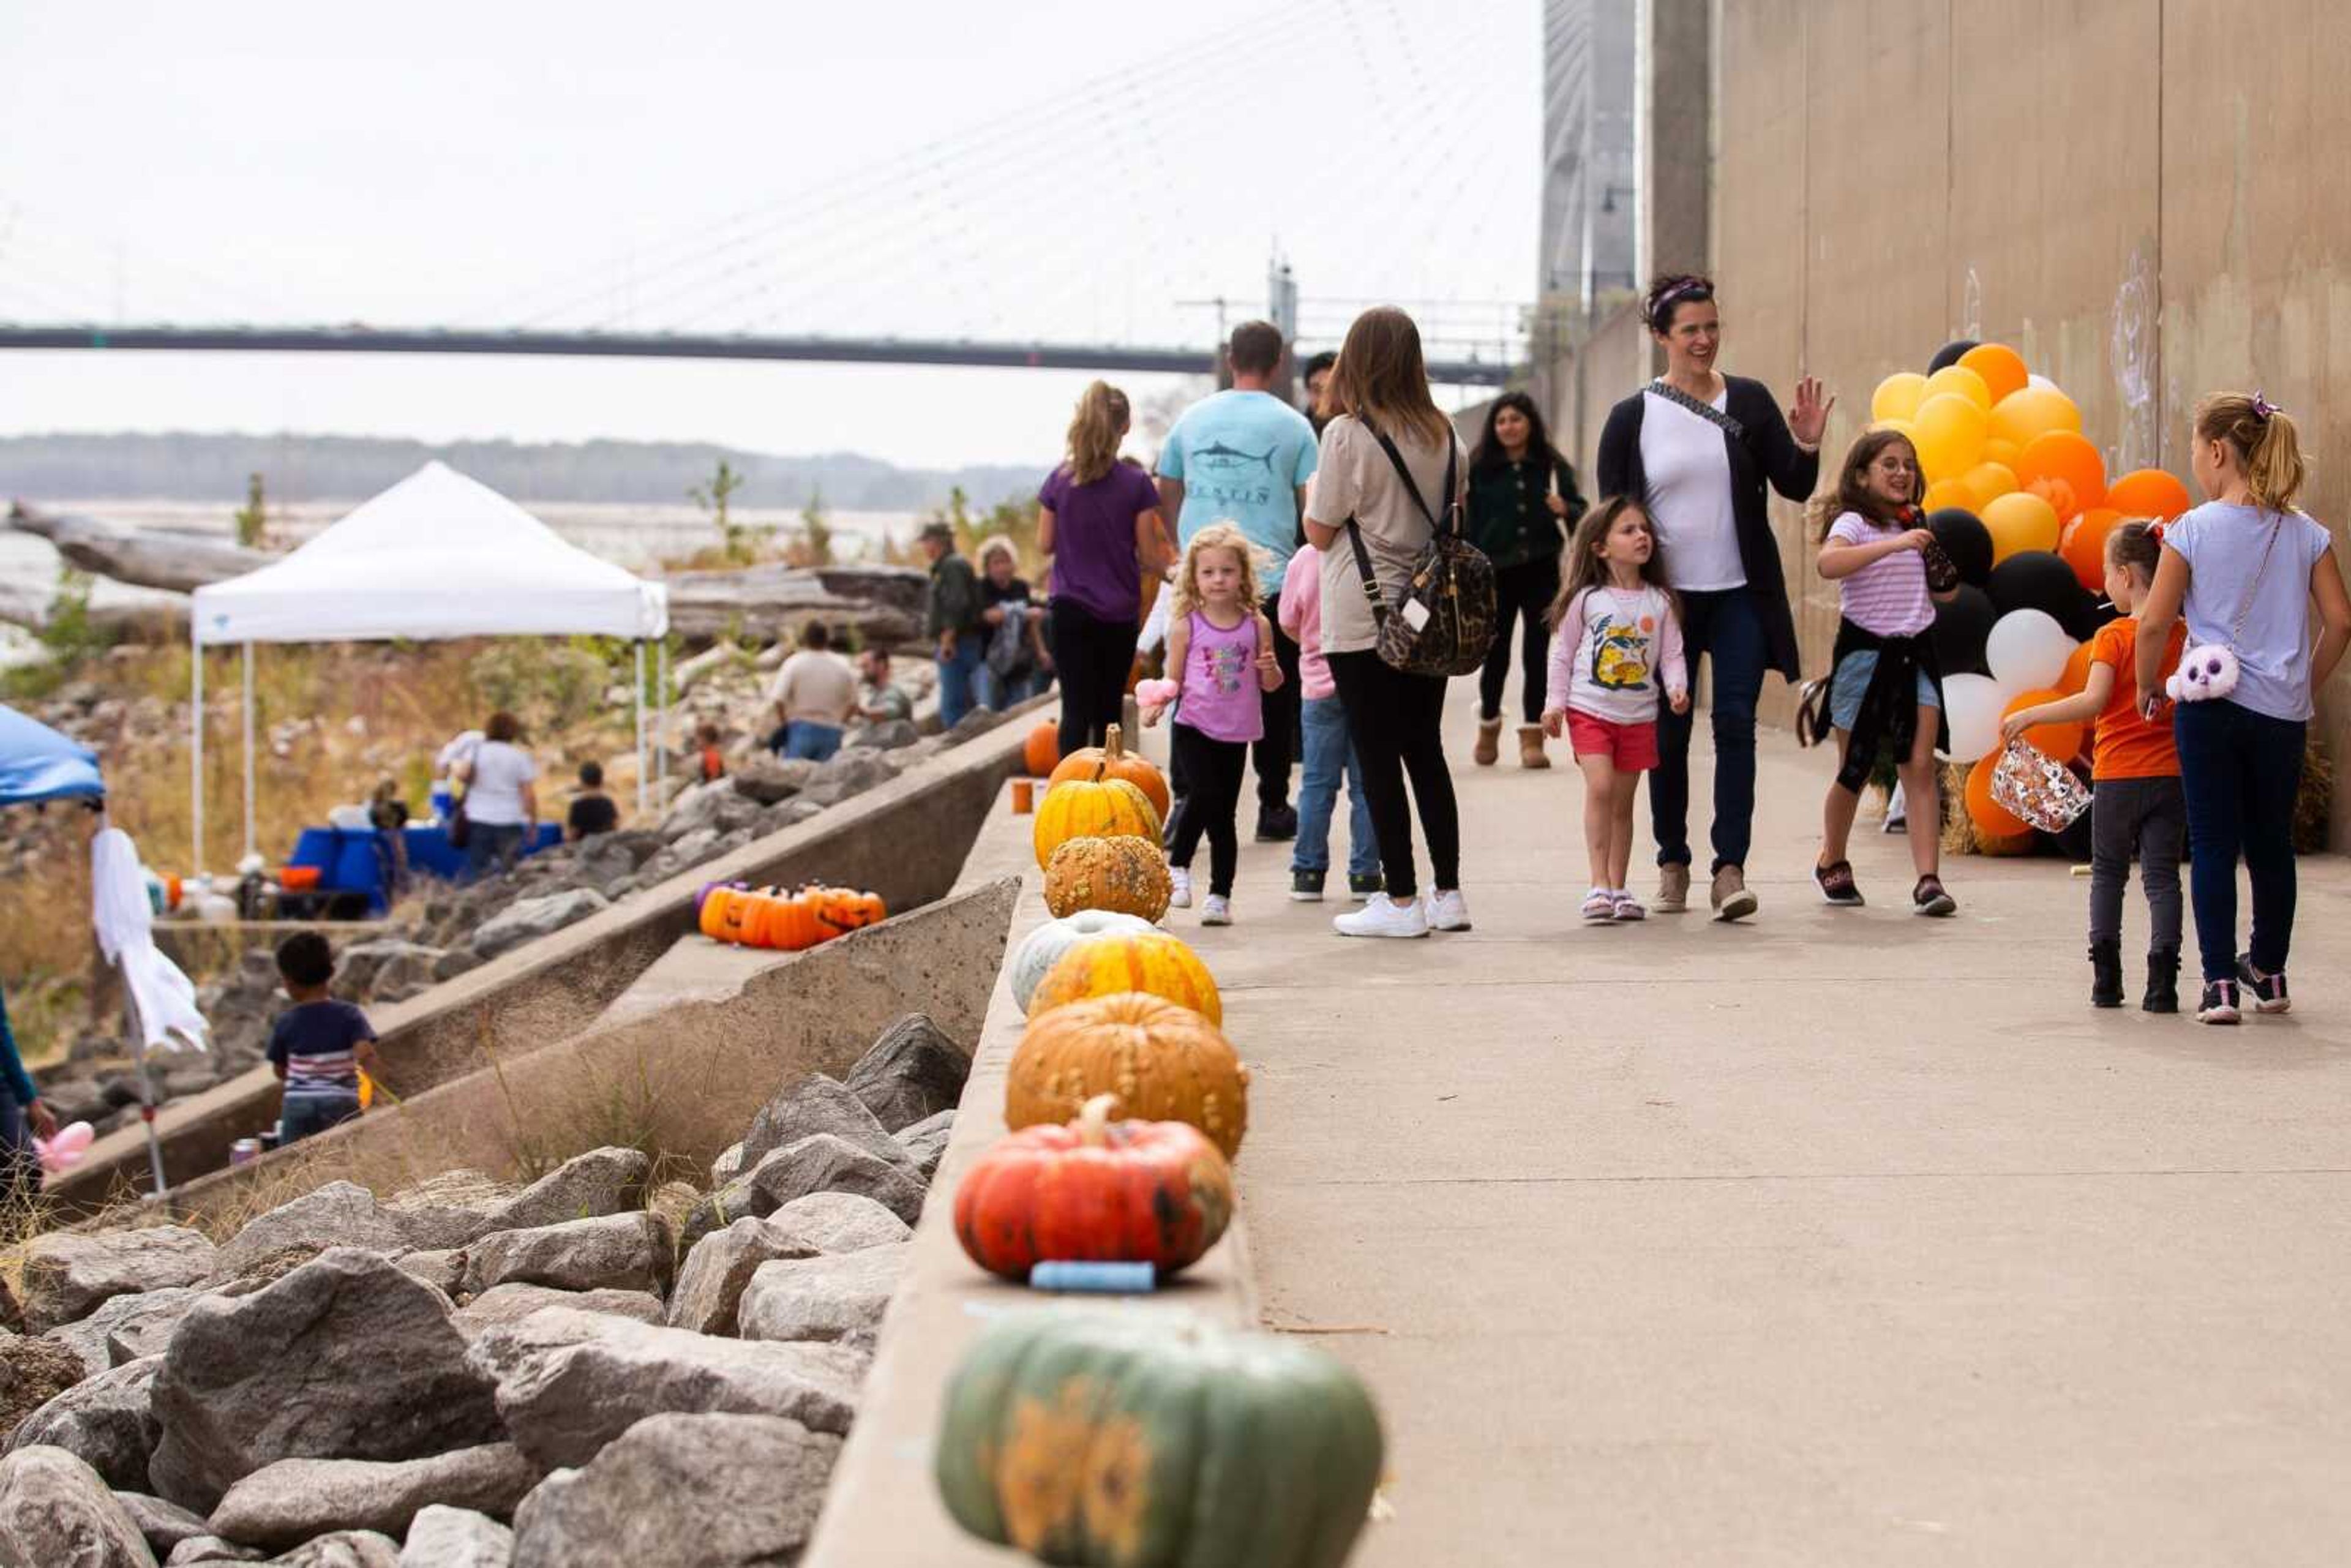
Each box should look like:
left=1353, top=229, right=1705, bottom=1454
left=1179, top=689, right=2351, bottom=1565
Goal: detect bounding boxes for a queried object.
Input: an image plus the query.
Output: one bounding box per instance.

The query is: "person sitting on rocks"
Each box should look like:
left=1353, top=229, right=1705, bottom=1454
left=696, top=721, right=727, bottom=783
left=268, top=932, right=382, bottom=1147
left=567, top=760, right=620, bottom=841
left=855, top=648, right=911, bottom=725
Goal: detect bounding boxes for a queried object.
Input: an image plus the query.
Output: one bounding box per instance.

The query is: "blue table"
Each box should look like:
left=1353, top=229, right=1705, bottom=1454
left=288, top=823, right=561, bottom=913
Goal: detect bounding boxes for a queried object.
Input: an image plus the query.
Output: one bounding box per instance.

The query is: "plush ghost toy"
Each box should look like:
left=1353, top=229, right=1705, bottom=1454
left=2167, top=645, right=2239, bottom=703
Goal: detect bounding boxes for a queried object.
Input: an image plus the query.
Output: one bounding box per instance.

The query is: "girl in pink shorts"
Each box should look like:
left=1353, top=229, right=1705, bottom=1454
left=1540, top=497, right=1689, bottom=922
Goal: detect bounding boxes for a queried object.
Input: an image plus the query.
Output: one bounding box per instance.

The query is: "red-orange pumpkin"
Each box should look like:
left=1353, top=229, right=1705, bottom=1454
left=1023, top=721, right=1061, bottom=778
left=953, top=1093, right=1233, bottom=1280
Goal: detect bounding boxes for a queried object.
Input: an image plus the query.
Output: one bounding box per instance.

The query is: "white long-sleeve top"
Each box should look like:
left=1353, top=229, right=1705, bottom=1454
left=1545, top=583, right=1687, bottom=726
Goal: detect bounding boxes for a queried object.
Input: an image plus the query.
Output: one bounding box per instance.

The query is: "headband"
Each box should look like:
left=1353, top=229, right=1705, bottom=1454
left=1648, top=277, right=1713, bottom=323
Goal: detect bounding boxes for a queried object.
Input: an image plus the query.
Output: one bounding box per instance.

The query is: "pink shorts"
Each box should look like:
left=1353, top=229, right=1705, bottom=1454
left=1567, top=710, right=1660, bottom=772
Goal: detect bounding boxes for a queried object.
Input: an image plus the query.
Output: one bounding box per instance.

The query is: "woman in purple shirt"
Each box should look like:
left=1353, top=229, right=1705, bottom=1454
left=1037, top=381, right=1174, bottom=759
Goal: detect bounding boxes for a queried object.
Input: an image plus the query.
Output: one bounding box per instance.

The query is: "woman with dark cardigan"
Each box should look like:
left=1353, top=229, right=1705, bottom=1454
left=1597, top=273, right=1832, bottom=922
left=1466, top=391, right=1585, bottom=770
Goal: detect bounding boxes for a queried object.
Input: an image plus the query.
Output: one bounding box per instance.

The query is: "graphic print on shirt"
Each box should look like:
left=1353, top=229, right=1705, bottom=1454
left=1586, top=607, right=1658, bottom=691
left=1202, top=640, right=1248, bottom=696
left=1188, top=440, right=1281, bottom=514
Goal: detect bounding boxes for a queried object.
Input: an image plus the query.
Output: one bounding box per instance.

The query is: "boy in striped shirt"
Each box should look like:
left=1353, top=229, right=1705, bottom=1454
left=268, top=931, right=381, bottom=1145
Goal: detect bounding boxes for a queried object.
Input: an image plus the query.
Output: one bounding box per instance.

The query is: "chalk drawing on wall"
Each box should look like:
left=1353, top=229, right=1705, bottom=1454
left=2110, top=241, right=2159, bottom=473
left=1962, top=268, right=1982, bottom=343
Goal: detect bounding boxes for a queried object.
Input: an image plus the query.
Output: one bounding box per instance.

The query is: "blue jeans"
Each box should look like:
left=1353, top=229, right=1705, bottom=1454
left=1650, top=587, right=1768, bottom=873
left=2174, top=699, right=2305, bottom=981
left=1293, top=696, right=1378, bottom=878
left=463, top=821, right=527, bottom=882
left=981, top=666, right=1052, bottom=711
left=279, top=1089, right=361, bottom=1145
left=937, top=640, right=985, bottom=729
left=0, top=1091, right=35, bottom=1212
left=781, top=721, right=844, bottom=762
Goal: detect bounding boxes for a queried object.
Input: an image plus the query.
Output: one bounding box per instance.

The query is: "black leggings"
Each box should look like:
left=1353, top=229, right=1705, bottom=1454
left=1327, top=650, right=1459, bottom=899
left=1168, top=724, right=1248, bottom=897
left=1477, top=557, right=1559, bottom=724
left=1049, top=599, right=1141, bottom=760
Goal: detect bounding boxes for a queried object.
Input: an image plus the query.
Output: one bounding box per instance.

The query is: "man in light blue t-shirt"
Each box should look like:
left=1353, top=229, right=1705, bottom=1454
left=1157, top=320, right=1319, bottom=841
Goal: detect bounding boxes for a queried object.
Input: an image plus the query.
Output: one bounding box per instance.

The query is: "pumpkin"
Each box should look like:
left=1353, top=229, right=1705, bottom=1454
left=699, top=885, right=768, bottom=945
left=1047, top=723, right=1171, bottom=822
left=1030, top=929, right=1220, bottom=1025
left=748, top=889, right=823, bottom=951
left=1023, top=721, right=1062, bottom=778
left=1006, top=992, right=1247, bottom=1158
left=809, top=884, right=888, bottom=938
left=954, top=1093, right=1233, bottom=1280
left=1043, top=836, right=1171, bottom=923
left=936, top=1310, right=1384, bottom=1568
left=1033, top=777, right=1160, bottom=870
left=1010, top=911, right=1159, bottom=1013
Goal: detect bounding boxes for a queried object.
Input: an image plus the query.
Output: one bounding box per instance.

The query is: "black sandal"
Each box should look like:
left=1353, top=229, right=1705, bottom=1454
left=1912, top=876, right=1957, bottom=918
left=1814, top=860, right=1863, bottom=906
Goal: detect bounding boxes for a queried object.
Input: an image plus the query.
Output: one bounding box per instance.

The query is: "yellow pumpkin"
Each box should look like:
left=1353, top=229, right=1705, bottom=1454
left=1029, top=929, right=1220, bottom=1024
left=1046, top=723, right=1171, bottom=822
left=1043, top=835, right=1171, bottom=922
left=1005, top=992, right=1248, bottom=1158
left=1032, top=776, right=1160, bottom=869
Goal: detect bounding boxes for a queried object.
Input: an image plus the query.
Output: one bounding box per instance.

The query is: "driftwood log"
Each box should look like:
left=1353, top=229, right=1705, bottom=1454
left=9, top=503, right=272, bottom=594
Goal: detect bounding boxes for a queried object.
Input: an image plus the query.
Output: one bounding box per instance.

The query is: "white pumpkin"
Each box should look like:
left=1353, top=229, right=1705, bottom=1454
left=1008, top=910, right=1158, bottom=1013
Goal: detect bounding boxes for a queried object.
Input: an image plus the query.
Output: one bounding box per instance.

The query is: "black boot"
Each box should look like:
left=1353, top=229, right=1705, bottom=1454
left=2143, top=948, right=2181, bottom=1015
left=2089, top=939, right=2124, bottom=1008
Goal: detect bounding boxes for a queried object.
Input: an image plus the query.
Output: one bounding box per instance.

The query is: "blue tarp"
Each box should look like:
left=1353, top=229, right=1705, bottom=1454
left=0, top=702, right=105, bottom=805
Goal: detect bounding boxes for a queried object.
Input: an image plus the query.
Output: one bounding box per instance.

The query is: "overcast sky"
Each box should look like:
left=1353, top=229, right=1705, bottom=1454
left=0, top=1, right=1537, bottom=472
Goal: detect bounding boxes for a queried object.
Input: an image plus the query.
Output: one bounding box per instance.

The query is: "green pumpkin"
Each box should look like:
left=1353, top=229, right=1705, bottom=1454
left=935, top=1310, right=1384, bottom=1568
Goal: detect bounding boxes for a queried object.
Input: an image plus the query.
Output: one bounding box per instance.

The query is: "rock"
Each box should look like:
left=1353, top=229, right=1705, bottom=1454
left=850, top=718, right=921, bottom=751
left=769, top=1191, right=915, bottom=1254
left=148, top=1250, right=502, bottom=1514
left=893, top=1108, right=956, bottom=1179
left=707, top=1142, right=746, bottom=1190
left=263, top=1531, right=402, bottom=1567
left=842, top=1013, right=970, bottom=1132
left=43, top=1286, right=202, bottom=1378
left=392, top=1250, right=467, bottom=1297
left=470, top=890, right=611, bottom=962
left=664, top=1220, right=820, bottom=1337
left=737, top=1245, right=908, bottom=1345
left=432, top=948, right=484, bottom=985
left=209, top=1185, right=407, bottom=1283
left=452, top=1285, right=665, bottom=1338
left=797, top=750, right=899, bottom=809
left=168, top=1536, right=264, bottom=1563
left=334, top=940, right=443, bottom=999
left=118, top=1491, right=212, bottom=1556
left=680, top=1134, right=928, bottom=1248
left=21, top=1225, right=218, bottom=1330
left=752, top=798, right=823, bottom=836
left=388, top=1149, right=649, bottom=1251
left=471, top=1308, right=867, bottom=1469
left=0, top=1280, right=18, bottom=1336
left=659, top=781, right=759, bottom=843
left=727, top=754, right=814, bottom=805
left=207, top=1445, right=536, bottom=1550
left=0, top=1444, right=156, bottom=1567
left=4, top=1354, right=162, bottom=1490
left=461, top=1214, right=670, bottom=1299
left=399, top=1506, right=513, bottom=1568
left=509, top=1414, right=840, bottom=1568
left=0, top=1335, right=86, bottom=1444
left=738, top=1073, right=913, bottom=1172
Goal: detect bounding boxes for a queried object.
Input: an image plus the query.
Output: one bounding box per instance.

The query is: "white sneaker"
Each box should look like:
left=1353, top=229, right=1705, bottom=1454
left=1333, top=896, right=1428, bottom=939
left=1200, top=893, right=1231, bottom=926
left=1168, top=866, right=1192, bottom=909
left=1428, top=888, right=1472, bottom=931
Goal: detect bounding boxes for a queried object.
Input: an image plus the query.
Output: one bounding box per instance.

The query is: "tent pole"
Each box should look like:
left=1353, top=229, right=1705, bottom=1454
left=634, top=640, right=648, bottom=819
left=656, top=637, right=670, bottom=800
left=190, top=624, right=204, bottom=874
left=241, top=642, right=257, bottom=863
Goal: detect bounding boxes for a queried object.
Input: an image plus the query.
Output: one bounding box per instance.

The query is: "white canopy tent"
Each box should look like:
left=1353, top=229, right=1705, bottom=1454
left=189, top=460, right=670, bottom=867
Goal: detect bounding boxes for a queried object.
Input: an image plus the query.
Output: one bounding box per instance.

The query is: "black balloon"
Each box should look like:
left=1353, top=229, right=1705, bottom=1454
left=1926, top=507, right=1995, bottom=588
left=1928, top=339, right=1979, bottom=373
left=1987, top=550, right=2100, bottom=640
left=1930, top=584, right=1997, bottom=676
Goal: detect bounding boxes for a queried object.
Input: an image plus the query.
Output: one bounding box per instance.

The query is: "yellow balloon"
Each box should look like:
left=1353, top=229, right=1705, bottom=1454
left=1984, top=437, right=2023, bottom=470
left=1990, top=385, right=2082, bottom=450
left=1869, top=417, right=1918, bottom=441
left=1981, top=490, right=2061, bottom=563
left=1871, top=372, right=1930, bottom=424
left=1912, top=392, right=1989, bottom=482
left=1925, top=364, right=1993, bottom=411
left=1922, top=478, right=1973, bottom=514
left=1962, top=461, right=2018, bottom=509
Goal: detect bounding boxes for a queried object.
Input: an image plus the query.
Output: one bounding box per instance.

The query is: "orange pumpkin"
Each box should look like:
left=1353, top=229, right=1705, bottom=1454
left=749, top=890, right=823, bottom=951
left=1029, top=929, right=1220, bottom=1024
left=1047, top=723, right=1170, bottom=822
left=1005, top=992, right=1248, bottom=1159
left=1023, top=721, right=1060, bottom=778
left=699, top=886, right=769, bottom=945
left=810, top=885, right=888, bottom=939
left=1032, top=776, right=1160, bottom=869
left=1043, top=835, right=1171, bottom=921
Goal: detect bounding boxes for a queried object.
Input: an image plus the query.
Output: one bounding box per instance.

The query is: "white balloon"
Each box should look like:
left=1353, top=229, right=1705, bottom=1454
left=1985, top=609, right=2074, bottom=692
left=1939, top=673, right=2011, bottom=762
left=2027, top=372, right=2058, bottom=392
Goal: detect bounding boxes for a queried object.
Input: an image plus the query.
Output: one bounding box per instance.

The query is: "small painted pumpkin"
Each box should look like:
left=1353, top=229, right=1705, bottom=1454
left=1005, top=992, right=1247, bottom=1159
left=1023, top=721, right=1062, bottom=778
left=749, top=888, right=823, bottom=951
left=1030, top=929, right=1220, bottom=1025
left=936, top=1310, right=1384, bottom=1568
left=809, top=884, right=888, bottom=939
left=1043, top=835, right=1171, bottom=923
left=954, top=1093, right=1233, bottom=1281
left=1046, top=723, right=1171, bottom=822
left=1033, top=777, right=1160, bottom=870
left=1009, top=910, right=1160, bottom=1013
left=699, top=885, right=767, bottom=945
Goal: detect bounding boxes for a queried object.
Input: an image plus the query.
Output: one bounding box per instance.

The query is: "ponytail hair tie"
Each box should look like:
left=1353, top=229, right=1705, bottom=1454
left=2252, top=391, right=2285, bottom=421
left=2148, top=520, right=2167, bottom=543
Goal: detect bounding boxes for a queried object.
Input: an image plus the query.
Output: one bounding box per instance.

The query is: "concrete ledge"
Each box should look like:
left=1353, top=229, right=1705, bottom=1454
left=801, top=783, right=1261, bottom=1567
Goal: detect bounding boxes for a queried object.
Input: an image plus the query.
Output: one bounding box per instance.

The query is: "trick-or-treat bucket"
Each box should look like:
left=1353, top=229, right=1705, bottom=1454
left=230, top=1138, right=264, bottom=1166
left=1011, top=779, right=1035, bottom=814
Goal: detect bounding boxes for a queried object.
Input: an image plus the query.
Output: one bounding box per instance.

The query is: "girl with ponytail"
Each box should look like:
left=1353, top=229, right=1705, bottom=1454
left=2134, top=392, right=2351, bottom=1023
left=1037, top=380, right=1172, bottom=758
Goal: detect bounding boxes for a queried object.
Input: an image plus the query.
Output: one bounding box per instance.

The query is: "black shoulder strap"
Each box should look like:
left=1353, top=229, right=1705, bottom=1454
left=1365, top=418, right=1461, bottom=538
left=1648, top=378, right=1745, bottom=441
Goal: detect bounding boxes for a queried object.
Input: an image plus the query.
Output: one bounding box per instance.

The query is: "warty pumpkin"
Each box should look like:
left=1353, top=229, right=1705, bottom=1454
left=1005, top=992, right=1247, bottom=1158
left=1029, top=929, right=1220, bottom=1025
left=954, top=1093, right=1233, bottom=1280
left=1022, top=721, right=1062, bottom=778
left=1033, top=776, right=1160, bottom=870
left=935, top=1310, right=1384, bottom=1568
left=1046, top=723, right=1171, bottom=822
left=1043, top=835, right=1171, bottom=923
left=1010, top=910, right=1160, bottom=1013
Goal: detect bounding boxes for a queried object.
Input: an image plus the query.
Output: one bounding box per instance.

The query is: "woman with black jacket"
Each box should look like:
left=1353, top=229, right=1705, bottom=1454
left=1466, top=391, right=1585, bottom=769
left=1596, top=272, right=1832, bottom=923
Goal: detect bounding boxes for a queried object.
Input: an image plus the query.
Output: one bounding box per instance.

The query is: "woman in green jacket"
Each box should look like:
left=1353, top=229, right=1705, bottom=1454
left=1466, top=391, right=1586, bottom=767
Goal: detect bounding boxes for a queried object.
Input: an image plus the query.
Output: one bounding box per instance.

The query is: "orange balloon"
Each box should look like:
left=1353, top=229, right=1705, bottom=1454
left=1984, top=438, right=2024, bottom=470
left=2003, top=687, right=2087, bottom=765
left=2015, top=430, right=2107, bottom=519
left=2058, top=639, right=2098, bottom=695
left=1961, top=461, right=2017, bottom=510
left=2105, top=467, right=2194, bottom=521
left=2061, top=507, right=2123, bottom=592
left=1966, top=756, right=2031, bottom=838
left=1958, top=343, right=2030, bottom=404
left=1922, top=478, right=1973, bottom=514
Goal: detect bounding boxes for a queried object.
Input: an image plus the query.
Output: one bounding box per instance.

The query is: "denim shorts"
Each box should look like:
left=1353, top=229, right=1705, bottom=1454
left=1828, top=650, right=1939, bottom=732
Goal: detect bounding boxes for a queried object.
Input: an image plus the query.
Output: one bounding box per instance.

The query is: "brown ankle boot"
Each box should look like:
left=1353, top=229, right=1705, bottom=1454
left=1517, top=725, right=1551, bottom=769
left=1473, top=717, right=1502, bottom=767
